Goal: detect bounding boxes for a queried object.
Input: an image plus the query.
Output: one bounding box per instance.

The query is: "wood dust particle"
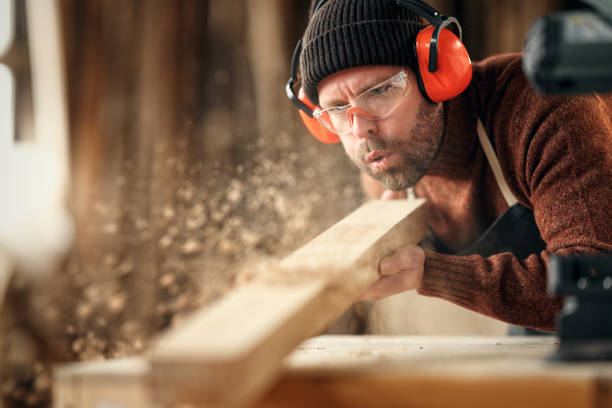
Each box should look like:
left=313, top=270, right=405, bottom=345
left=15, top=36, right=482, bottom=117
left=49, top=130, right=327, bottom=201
left=159, top=273, right=175, bottom=287
left=181, top=239, right=201, bottom=254
left=163, top=206, right=175, bottom=219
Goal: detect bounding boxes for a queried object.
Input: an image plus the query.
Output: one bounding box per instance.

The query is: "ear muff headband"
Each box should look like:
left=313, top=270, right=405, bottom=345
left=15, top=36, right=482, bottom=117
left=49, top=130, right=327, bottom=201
left=286, top=0, right=472, bottom=142
left=285, top=39, right=340, bottom=143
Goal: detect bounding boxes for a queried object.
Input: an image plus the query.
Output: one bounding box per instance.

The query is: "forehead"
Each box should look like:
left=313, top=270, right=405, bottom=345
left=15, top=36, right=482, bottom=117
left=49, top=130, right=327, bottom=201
left=317, top=65, right=405, bottom=105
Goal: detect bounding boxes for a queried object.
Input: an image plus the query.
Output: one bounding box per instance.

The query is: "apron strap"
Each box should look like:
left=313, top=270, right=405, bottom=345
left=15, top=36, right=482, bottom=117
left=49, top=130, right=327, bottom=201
left=476, top=119, right=518, bottom=207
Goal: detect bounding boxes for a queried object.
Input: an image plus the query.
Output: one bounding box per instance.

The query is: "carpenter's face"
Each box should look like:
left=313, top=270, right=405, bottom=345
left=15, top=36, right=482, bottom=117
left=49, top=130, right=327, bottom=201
left=317, top=65, right=444, bottom=190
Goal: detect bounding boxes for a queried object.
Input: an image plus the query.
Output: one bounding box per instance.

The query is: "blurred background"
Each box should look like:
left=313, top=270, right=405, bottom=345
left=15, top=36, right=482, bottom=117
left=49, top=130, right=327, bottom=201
left=0, top=0, right=588, bottom=406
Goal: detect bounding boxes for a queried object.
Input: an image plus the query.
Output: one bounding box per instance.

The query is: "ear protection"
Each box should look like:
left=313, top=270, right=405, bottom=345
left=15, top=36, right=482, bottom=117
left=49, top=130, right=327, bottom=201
left=285, top=0, right=472, bottom=144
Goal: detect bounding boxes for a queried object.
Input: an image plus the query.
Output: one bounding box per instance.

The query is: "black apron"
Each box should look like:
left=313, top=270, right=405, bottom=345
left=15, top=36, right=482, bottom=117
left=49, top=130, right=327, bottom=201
left=458, top=203, right=546, bottom=260
left=458, top=120, right=549, bottom=335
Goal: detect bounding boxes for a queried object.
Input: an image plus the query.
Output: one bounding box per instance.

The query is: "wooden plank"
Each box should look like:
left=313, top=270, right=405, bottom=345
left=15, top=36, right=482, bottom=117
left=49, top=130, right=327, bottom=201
left=150, top=199, right=428, bottom=406
left=53, top=358, right=154, bottom=408
left=259, top=373, right=595, bottom=408
left=54, top=336, right=612, bottom=408
left=256, top=335, right=604, bottom=408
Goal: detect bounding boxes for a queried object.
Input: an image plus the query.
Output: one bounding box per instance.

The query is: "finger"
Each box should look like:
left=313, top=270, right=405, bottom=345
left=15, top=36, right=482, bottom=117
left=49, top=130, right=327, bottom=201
left=358, top=272, right=412, bottom=301
left=379, top=245, right=422, bottom=276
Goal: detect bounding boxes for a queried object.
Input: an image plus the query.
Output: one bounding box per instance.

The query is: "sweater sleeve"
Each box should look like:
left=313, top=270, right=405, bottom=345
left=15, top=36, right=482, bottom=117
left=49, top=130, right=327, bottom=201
left=419, top=250, right=562, bottom=331
left=418, top=58, right=612, bottom=331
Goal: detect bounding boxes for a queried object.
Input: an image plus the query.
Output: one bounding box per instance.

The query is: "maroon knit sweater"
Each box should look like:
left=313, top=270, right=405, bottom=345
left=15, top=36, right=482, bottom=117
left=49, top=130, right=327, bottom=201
left=413, top=53, right=612, bottom=331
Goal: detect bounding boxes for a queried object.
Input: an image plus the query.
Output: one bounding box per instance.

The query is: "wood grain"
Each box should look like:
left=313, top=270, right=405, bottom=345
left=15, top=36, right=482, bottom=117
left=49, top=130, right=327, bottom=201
left=54, top=358, right=153, bottom=408
left=258, top=335, right=606, bottom=408
left=54, top=335, right=612, bottom=408
left=149, top=199, right=428, bottom=406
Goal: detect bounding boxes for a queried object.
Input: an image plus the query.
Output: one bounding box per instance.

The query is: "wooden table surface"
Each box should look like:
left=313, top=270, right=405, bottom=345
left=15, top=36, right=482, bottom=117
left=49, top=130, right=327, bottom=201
left=54, top=335, right=612, bottom=408
left=257, top=335, right=612, bottom=408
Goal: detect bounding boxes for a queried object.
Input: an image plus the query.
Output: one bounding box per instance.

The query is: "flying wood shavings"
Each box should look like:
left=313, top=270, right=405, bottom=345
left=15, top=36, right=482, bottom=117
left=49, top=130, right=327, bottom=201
left=0, top=6, right=363, bottom=407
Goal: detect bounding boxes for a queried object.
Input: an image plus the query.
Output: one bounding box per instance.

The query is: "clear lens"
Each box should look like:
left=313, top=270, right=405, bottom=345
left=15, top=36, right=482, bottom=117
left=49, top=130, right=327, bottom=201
left=316, top=107, right=348, bottom=134
left=314, top=71, right=410, bottom=135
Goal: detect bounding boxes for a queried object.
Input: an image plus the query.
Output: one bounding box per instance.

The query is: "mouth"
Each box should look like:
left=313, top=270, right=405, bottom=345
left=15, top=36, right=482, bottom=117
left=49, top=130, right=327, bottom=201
left=365, top=150, right=391, bottom=164
left=364, top=150, right=398, bottom=171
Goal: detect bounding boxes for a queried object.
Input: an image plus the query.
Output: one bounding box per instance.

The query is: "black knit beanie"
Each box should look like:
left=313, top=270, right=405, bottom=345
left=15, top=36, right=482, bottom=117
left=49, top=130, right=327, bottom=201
left=300, top=0, right=425, bottom=105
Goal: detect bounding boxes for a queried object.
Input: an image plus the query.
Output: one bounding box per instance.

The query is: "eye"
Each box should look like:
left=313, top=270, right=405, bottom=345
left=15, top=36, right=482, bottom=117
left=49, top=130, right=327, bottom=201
left=325, top=103, right=350, bottom=113
left=368, top=84, right=392, bottom=96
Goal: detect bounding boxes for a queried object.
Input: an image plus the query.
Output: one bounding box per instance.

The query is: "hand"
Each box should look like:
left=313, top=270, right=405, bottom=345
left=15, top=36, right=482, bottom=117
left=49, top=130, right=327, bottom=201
left=357, top=244, right=425, bottom=301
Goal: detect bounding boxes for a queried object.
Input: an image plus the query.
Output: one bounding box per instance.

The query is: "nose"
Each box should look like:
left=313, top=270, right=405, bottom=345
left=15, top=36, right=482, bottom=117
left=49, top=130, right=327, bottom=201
left=348, top=108, right=378, bottom=139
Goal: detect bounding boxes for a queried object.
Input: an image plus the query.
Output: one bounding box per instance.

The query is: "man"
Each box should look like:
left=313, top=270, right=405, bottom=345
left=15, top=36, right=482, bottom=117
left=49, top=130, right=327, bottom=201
left=290, top=0, right=612, bottom=331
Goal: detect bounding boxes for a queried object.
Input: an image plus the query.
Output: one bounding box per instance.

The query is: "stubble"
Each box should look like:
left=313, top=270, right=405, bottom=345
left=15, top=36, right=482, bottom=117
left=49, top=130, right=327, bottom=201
left=352, top=101, right=444, bottom=191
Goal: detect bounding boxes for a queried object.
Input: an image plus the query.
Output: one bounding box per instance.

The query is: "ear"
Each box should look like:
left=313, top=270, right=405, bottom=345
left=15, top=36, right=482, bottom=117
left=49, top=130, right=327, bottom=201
left=415, top=26, right=472, bottom=102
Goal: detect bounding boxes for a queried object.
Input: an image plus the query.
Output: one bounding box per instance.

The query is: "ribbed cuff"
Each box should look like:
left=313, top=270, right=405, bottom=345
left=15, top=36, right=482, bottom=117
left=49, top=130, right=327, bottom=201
left=417, top=250, right=479, bottom=309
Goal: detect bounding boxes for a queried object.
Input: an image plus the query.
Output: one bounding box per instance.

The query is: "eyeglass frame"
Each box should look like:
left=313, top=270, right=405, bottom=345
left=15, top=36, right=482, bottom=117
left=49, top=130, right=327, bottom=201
left=312, top=70, right=412, bottom=135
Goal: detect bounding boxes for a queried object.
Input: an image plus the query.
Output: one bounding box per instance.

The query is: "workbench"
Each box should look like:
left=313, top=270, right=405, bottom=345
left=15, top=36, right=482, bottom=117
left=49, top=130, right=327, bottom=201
left=257, top=335, right=612, bottom=408
left=54, top=335, right=612, bottom=408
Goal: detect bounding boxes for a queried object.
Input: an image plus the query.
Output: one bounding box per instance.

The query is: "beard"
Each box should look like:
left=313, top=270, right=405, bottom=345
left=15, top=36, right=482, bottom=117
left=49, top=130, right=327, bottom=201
left=351, top=101, right=444, bottom=191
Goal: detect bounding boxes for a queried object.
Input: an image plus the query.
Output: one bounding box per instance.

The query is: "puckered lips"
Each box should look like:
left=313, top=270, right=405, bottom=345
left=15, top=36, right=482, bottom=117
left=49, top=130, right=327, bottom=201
left=365, top=150, right=398, bottom=171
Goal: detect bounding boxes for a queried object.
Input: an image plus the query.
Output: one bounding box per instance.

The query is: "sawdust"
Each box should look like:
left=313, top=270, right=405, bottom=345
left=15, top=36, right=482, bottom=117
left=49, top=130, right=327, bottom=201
left=0, top=2, right=366, bottom=405
left=1, top=154, right=361, bottom=407
left=0, top=111, right=362, bottom=408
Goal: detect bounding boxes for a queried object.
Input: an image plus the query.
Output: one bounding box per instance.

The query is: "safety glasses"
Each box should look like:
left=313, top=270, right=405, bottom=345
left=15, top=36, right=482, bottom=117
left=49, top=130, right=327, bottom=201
left=313, top=71, right=411, bottom=135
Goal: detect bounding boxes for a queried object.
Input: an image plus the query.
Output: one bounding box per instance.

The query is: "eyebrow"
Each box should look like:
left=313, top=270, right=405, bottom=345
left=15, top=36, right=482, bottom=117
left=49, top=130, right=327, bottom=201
left=320, top=74, right=394, bottom=108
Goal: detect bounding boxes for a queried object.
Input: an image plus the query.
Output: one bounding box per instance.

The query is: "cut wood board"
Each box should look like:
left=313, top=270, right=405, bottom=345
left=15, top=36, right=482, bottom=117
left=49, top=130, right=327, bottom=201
left=258, top=335, right=610, bottom=408
left=53, top=358, right=154, bottom=408
left=150, top=199, right=427, bottom=406
left=54, top=336, right=612, bottom=408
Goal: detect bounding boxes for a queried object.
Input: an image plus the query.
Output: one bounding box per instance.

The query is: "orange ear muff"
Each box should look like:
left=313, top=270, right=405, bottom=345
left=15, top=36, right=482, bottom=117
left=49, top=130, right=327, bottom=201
left=297, top=88, right=340, bottom=144
left=415, top=26, right=472, bottom=103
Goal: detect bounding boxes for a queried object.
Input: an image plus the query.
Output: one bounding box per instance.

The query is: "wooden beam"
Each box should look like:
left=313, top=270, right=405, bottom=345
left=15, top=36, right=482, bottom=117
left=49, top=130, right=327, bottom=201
left=54, top=335, right=612, bottom=408
left=54, top=358, right=154, bottom=408
left=258, top=335, right=599, bottom=408
left=150, top=199, right=427, bottom=406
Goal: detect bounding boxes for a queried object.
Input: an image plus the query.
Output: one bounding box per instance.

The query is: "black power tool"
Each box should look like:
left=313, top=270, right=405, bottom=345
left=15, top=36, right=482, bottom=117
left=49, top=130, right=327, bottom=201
left=547, top=255, right=612, bottom=361
left=522, top=0, right=612, bottom=94
left=522, top=0, right=612, bottom=362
